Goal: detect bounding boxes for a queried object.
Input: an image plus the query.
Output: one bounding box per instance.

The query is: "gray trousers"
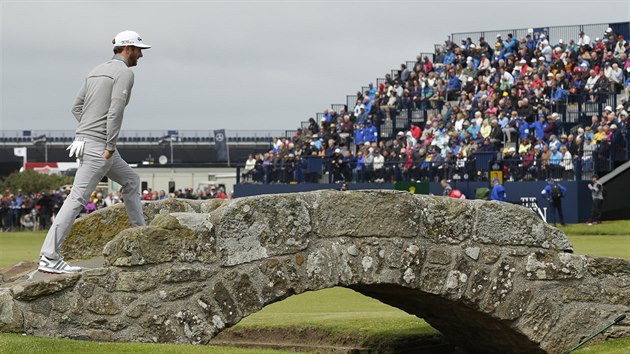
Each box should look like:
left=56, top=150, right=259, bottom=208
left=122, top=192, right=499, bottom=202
left=41, top=138, right=145, bottom=259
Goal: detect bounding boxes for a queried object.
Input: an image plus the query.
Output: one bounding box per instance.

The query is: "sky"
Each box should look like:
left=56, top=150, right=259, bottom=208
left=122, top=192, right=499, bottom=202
left=1, top=0, right=629, bottom=135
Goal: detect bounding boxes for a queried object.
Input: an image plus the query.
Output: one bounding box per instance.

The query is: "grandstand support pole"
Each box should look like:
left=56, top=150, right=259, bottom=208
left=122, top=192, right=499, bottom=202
left=44, top=141, right=48, bottom=163
left=170, top=139, right=174, bottom=165
left=227, top=141, right=231, bottom=167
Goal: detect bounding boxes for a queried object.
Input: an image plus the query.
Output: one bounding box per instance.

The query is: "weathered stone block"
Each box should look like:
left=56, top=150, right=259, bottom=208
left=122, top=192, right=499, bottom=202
left=10, top=273, right=80, bottom=301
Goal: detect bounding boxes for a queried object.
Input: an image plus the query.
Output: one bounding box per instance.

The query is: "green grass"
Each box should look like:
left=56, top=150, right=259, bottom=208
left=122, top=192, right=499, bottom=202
left=560, top=220, right=630, bottom=235
left=574, top=337, right=630, bottom=353
left=1, top=221, right=629, bottom=353
left=559, top=220, right=630, bottom=259
left=233, top=287, right=438, bottom=345
left=0, top=333, right=296, bottom=354
left=569, top=235, right=630, bottom=259
left=0, top=230, right=45, bottom=268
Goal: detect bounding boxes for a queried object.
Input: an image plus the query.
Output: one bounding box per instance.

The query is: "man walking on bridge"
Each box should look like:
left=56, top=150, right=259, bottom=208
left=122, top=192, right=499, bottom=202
left=39, top=31, right=150, bottom=274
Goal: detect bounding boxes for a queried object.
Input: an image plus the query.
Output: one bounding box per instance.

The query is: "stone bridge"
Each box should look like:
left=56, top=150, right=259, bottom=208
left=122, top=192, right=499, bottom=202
left=1, top=190, right=629, bottom=353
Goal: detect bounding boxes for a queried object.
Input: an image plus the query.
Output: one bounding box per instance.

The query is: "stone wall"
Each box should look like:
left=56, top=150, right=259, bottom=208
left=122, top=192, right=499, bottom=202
left=1, top=191, right=628, bottom=354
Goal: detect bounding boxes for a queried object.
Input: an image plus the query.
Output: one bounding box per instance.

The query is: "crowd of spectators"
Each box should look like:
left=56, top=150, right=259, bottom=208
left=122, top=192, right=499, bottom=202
left=0, top=188, right=131, bottom=232
left=0, top=185, right=229, bottom=232
left=242, top=27, right=630, bottom=184
left=141, top=186, right=229, bottom=200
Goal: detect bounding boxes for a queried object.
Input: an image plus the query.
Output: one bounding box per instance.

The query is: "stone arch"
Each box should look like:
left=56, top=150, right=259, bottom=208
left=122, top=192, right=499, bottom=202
left=1, top=191, right=628, bottom=353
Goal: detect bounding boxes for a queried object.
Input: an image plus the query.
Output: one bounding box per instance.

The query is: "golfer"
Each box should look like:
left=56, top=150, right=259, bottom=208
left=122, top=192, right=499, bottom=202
left=39, top=30, right=150, bottom=273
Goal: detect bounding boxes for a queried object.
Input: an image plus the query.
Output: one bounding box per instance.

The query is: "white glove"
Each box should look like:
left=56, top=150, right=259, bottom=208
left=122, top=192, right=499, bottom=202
left=66, top=139, right=85, bottom=158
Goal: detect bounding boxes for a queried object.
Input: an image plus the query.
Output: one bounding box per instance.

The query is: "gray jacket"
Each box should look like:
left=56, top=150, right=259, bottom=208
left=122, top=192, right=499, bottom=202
left=73, top=56, right=134, bottom=151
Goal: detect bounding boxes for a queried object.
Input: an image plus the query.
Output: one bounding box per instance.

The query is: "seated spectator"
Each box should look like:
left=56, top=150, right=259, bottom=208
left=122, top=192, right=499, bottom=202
left=559, top=145, right=574, bottom=179
left=242, top=153, right=257, bottom=180
left=339, top=115, right=354, bottom=146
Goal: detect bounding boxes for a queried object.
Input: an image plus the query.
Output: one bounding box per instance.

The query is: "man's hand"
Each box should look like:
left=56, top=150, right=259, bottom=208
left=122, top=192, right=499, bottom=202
left=66, top=139, right=85, bottom=158
left=103, top=150, right=113, bottom=160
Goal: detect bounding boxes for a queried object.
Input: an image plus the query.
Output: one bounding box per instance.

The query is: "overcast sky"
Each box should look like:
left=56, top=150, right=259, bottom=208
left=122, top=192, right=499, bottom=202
left=1, top=0, right=629, bottom=134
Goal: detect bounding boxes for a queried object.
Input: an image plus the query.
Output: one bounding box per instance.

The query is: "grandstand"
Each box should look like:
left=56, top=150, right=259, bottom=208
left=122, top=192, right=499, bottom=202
left=258, top=21, right=630, bottom=185
left=232, top=21, right=630, bottom=223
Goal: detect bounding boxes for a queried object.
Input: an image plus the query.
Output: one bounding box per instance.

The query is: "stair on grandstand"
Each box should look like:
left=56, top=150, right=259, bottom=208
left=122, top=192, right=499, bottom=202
left=599, top=160, right=630, bottom=220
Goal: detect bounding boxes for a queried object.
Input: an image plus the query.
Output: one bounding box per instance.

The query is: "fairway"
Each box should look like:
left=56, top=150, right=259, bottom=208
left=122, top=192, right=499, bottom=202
left=0, top=231, right=45, bottom=268
left=0, top=221, right=628, bottom=353
left=570, top=235, right=630, bottom=259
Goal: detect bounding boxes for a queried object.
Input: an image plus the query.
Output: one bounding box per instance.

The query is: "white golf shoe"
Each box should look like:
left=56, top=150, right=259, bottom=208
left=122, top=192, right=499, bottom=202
left=38, top=255, right=82, bottom=274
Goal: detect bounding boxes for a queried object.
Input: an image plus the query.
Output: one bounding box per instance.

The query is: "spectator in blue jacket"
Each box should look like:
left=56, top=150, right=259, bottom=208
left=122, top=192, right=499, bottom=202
left=363, top=120, right=378, bottom=143
left=504, top=33, right=517, bottom=54
left=490, top=178, right=507, bottom=201
left=532, top=115, right=547, bottom=141
left=446, top=71, right=461, bottom=99
left=354, top=122, right=365, bottom=146
left=525, top=34, right=536, bottom=53
left=541, top=178, right=567, bottom=226
left=443, top=51, right=455, bottom=65
left=550, top=84, right=567, bottom=104
left=518, top=117, right=530, bottom=140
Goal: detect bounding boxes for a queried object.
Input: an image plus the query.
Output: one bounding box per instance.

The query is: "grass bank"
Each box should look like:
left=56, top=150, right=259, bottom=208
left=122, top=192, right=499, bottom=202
left=0, top=333, right=296, bottom=354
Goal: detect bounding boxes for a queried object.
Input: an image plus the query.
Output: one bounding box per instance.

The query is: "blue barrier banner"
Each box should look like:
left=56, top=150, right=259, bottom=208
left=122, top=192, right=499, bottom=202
left=235, top=180, right=591, bottom=224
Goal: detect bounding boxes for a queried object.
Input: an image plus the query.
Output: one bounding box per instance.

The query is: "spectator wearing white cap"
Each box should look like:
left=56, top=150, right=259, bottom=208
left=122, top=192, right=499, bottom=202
left=557, top=39, right=567, bottom=52
left=604, top=27, right=616, bottom=51
left=541, top=40, right=552, bottom=63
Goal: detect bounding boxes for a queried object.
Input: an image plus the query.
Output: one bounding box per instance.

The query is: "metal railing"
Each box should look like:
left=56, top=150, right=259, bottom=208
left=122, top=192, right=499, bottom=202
left=0, top=129, right=284, bottom=144
left=450, top=22, right=629, bottom=48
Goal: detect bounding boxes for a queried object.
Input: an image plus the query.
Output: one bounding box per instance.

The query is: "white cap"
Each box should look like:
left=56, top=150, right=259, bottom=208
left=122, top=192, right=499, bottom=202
left=616, top=104, right=624, bottom=110
left=559, top=39, right=564, bottom=44
left=113, top=30, right=151, bottom=49
left=605, top=105, right=612, bottom=111
left=531, top=58, right=537, bottom=63
left=606, top=27, right=613, bottom=33
left=519, top=59, right=526, bottom=64
left=496, top=34, right=502, bottom=38
left=540, top=34, right=546, bottom=38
